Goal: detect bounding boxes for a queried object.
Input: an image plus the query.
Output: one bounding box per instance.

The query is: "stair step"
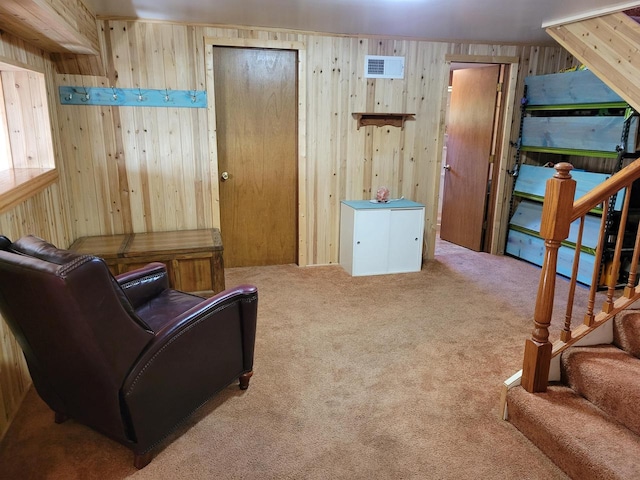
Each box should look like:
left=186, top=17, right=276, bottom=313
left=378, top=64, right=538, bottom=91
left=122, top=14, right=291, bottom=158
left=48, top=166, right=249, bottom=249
left=507, top=385, right=640, bottom=480
left=561, top=344, right=640, bottom=436
left=613, top=311, right=640, bottom=358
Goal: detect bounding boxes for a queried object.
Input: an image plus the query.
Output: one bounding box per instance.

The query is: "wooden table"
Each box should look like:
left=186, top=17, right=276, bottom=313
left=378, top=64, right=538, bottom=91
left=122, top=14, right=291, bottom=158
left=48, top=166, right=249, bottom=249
left=70, top=229, right=224, bottom=295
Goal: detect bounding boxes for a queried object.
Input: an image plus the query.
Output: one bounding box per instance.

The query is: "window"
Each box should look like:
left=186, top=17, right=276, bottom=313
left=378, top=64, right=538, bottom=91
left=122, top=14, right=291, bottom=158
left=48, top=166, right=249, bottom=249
left=0, top=58, right=57, bottom=213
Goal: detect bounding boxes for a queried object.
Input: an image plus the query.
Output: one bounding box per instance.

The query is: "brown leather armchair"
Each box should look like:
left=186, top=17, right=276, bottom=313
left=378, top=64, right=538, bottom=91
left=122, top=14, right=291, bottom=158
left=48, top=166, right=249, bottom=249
left=0, top=235, right=257, bottom=468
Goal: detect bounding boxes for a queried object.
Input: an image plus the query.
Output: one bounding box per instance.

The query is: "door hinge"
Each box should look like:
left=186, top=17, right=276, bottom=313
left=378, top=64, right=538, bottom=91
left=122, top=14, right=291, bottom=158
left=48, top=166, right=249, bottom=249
left=489, top=154, right=495, bottom=164
left=496, top=82, right=503, bottom=93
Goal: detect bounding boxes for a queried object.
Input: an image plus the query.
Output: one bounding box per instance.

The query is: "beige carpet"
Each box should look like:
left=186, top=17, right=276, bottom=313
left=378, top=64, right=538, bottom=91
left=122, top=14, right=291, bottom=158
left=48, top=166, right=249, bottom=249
left=0, top=239, right=584, bottom=479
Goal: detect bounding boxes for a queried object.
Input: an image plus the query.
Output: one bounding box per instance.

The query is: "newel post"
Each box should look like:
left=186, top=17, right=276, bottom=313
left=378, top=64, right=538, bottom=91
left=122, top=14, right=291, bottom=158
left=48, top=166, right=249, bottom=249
left=521, top=162, right=576, bottom=393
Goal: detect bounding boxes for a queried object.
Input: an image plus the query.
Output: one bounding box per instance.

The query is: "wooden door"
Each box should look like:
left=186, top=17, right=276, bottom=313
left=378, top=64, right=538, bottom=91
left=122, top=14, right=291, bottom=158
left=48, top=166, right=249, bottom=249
left=440, top=65, right=500, bottom=251
left=213, top=47, right=298, bottom=267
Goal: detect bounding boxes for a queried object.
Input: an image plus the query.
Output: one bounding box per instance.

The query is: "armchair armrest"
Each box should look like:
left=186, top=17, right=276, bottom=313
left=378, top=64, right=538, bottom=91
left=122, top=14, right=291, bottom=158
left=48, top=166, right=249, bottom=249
left=121, top=284, right=258, bottom=454
left=116, top=263, right=170, bottom=309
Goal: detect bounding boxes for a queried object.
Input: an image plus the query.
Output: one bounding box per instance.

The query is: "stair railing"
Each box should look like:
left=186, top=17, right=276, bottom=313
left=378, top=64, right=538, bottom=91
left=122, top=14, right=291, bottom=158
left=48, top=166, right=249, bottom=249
left=521, top=158, right=640, bottom=393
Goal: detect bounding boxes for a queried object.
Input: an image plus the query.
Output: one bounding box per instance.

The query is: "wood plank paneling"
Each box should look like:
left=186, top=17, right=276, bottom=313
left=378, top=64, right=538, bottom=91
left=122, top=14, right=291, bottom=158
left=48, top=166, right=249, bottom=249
left=54, top=20, right=576, bottom=266
left=0, top=32, right=72, bottom=441
left=1, top=69, right=56, bottom=170
left=76, top=20, right=212, bottom=236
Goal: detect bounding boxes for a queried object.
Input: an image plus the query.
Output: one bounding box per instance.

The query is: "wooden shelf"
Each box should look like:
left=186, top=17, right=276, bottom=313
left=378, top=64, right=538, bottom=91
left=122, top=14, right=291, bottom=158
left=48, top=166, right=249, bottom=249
left=519, top=145, right=620, bottom=158
left=352, top=112, right=415, bottom=130
left=0, top=168, right=58, bottom=214
left=525, top=102, right=629, bottom=111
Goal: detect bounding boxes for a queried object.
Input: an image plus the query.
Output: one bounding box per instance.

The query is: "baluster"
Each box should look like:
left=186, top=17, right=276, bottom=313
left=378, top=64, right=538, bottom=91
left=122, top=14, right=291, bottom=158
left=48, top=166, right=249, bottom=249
left=562, top=216, right=585, bottom=342
left=522, top=162, right=576, bottom=393
left=625, top=185, right=640, bottom=298
left=624, top=224, right=640, bottom=297
left=584, top=202, right=609, bottom=326
left=603, top=187, right=632, bottom=313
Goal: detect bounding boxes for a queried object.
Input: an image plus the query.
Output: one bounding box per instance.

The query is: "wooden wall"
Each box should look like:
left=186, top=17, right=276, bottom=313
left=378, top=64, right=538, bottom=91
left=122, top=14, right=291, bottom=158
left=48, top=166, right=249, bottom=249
left=0, top=31, right=72, bottom=439
left=57, top=22, right=211, bottom=235
left=58, top=21, right=577, bottom=266
left=0, top=17, right=576, bottom=440
left=1, top=69, right=55, bottom=170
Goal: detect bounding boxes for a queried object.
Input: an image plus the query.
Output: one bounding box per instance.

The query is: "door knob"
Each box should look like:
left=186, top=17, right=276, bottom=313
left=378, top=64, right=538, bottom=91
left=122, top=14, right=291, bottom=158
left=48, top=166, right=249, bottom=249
left=443, top=164, right=451, bottom=171
left=221, top=171, right=229, bottom=181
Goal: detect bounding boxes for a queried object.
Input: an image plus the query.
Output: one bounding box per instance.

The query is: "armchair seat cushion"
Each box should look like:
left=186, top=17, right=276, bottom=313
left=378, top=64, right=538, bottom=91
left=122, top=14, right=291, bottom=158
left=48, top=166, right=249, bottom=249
left=134, top=289, right=206, bottom=332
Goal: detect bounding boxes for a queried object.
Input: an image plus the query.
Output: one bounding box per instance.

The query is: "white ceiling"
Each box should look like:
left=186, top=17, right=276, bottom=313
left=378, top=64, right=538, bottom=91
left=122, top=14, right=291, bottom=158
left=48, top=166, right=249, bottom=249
left=85, top=0, right=640, bottom=45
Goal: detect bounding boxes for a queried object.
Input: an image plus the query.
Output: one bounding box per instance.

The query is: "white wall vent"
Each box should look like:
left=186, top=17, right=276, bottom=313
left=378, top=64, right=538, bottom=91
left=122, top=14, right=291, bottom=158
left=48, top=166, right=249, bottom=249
left=364, top=55, right=405, bottom=79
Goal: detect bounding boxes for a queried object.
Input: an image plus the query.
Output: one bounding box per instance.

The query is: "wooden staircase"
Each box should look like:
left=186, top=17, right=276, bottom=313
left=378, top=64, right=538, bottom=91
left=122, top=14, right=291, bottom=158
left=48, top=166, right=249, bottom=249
left=508, top=311, right=640, bottom=479
left=503, top=10, right=640, bottom=479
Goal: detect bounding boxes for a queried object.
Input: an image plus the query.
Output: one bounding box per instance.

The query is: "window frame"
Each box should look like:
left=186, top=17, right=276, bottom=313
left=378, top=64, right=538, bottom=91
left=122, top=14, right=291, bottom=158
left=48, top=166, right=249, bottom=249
left=0, top=56, right=57, bottom=213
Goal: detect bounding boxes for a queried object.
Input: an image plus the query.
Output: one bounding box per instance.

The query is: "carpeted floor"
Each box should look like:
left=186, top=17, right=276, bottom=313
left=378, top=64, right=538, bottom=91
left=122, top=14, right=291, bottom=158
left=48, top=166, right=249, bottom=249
left=0, top=239, right=585, bottom=479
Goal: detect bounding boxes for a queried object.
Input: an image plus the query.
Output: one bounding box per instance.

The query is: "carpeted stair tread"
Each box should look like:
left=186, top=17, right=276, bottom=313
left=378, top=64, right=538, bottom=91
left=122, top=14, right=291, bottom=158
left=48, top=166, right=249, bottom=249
left=613, top=311, right=640, bottom=358
left=507, top=384, right=640, bottom=480
left=561, top=344, right=640, bottom=437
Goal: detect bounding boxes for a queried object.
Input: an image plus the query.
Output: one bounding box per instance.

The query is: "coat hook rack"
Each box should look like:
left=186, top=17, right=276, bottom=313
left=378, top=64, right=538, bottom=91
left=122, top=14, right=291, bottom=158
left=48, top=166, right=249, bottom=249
left=58, top=86, right=207, bottom=108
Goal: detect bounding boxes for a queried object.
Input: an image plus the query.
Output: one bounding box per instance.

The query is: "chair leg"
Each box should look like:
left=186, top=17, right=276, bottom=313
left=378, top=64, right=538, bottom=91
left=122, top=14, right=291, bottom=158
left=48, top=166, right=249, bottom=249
left=239, top=371, right=253, bottom=390
left=134, top=451, right=154, bottom=469
left=54, top=412, right=68, bottom=424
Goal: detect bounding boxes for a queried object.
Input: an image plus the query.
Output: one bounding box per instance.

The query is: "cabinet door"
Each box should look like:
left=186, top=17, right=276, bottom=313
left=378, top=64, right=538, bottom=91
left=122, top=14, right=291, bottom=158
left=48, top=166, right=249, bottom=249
left=339, top=203, right=356, bottom=274
left=388, top=208, right=424, bottom=273
left=352, top=209, right=390, bottom=276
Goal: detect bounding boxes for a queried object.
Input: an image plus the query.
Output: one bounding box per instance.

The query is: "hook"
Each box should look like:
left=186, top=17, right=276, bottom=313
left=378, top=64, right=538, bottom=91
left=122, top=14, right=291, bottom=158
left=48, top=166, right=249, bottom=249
left=81, top=86, right=90, bottom=102
left=164, top=88, right=170, bottom=102
left=111, top=86, right=118, bottom=101
left=137, top=88, right=144, bottom=102
left=191, top=90, right=197, bottom=103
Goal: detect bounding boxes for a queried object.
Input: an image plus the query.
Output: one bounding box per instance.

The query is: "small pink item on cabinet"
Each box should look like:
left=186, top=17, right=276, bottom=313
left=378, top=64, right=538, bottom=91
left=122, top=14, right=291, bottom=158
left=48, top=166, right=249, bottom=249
left=376, top=186, right=390, bottom=203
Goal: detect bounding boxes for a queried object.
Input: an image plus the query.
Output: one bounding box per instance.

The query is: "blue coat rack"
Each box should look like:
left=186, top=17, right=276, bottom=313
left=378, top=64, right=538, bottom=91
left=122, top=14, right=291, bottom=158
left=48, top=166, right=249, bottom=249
left=59, top=86, right=207, bottom=108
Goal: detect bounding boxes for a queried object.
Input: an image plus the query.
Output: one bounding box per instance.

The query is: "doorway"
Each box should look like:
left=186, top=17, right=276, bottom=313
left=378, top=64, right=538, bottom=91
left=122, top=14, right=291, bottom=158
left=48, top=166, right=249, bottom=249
left=211, top=46, right=298, bottom=267
left=438, top=58, right=516, bottom=254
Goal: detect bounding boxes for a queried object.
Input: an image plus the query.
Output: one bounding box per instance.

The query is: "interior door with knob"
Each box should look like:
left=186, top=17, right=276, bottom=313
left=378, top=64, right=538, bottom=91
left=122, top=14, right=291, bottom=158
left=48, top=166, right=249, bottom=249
left=213, top=46, right=298, bottom=267
left=440, top=65, right=500, bottom=252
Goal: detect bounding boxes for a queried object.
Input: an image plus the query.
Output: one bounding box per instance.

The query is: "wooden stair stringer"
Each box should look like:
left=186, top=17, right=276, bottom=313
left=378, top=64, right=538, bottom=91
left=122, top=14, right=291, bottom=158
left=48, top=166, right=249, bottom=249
left=546, top=12, right=640, bottom=114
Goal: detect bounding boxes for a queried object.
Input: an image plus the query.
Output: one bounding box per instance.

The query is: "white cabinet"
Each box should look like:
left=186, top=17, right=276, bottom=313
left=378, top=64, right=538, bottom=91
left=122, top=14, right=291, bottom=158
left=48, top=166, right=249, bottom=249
left=339, top=200, right=425, bottom=276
